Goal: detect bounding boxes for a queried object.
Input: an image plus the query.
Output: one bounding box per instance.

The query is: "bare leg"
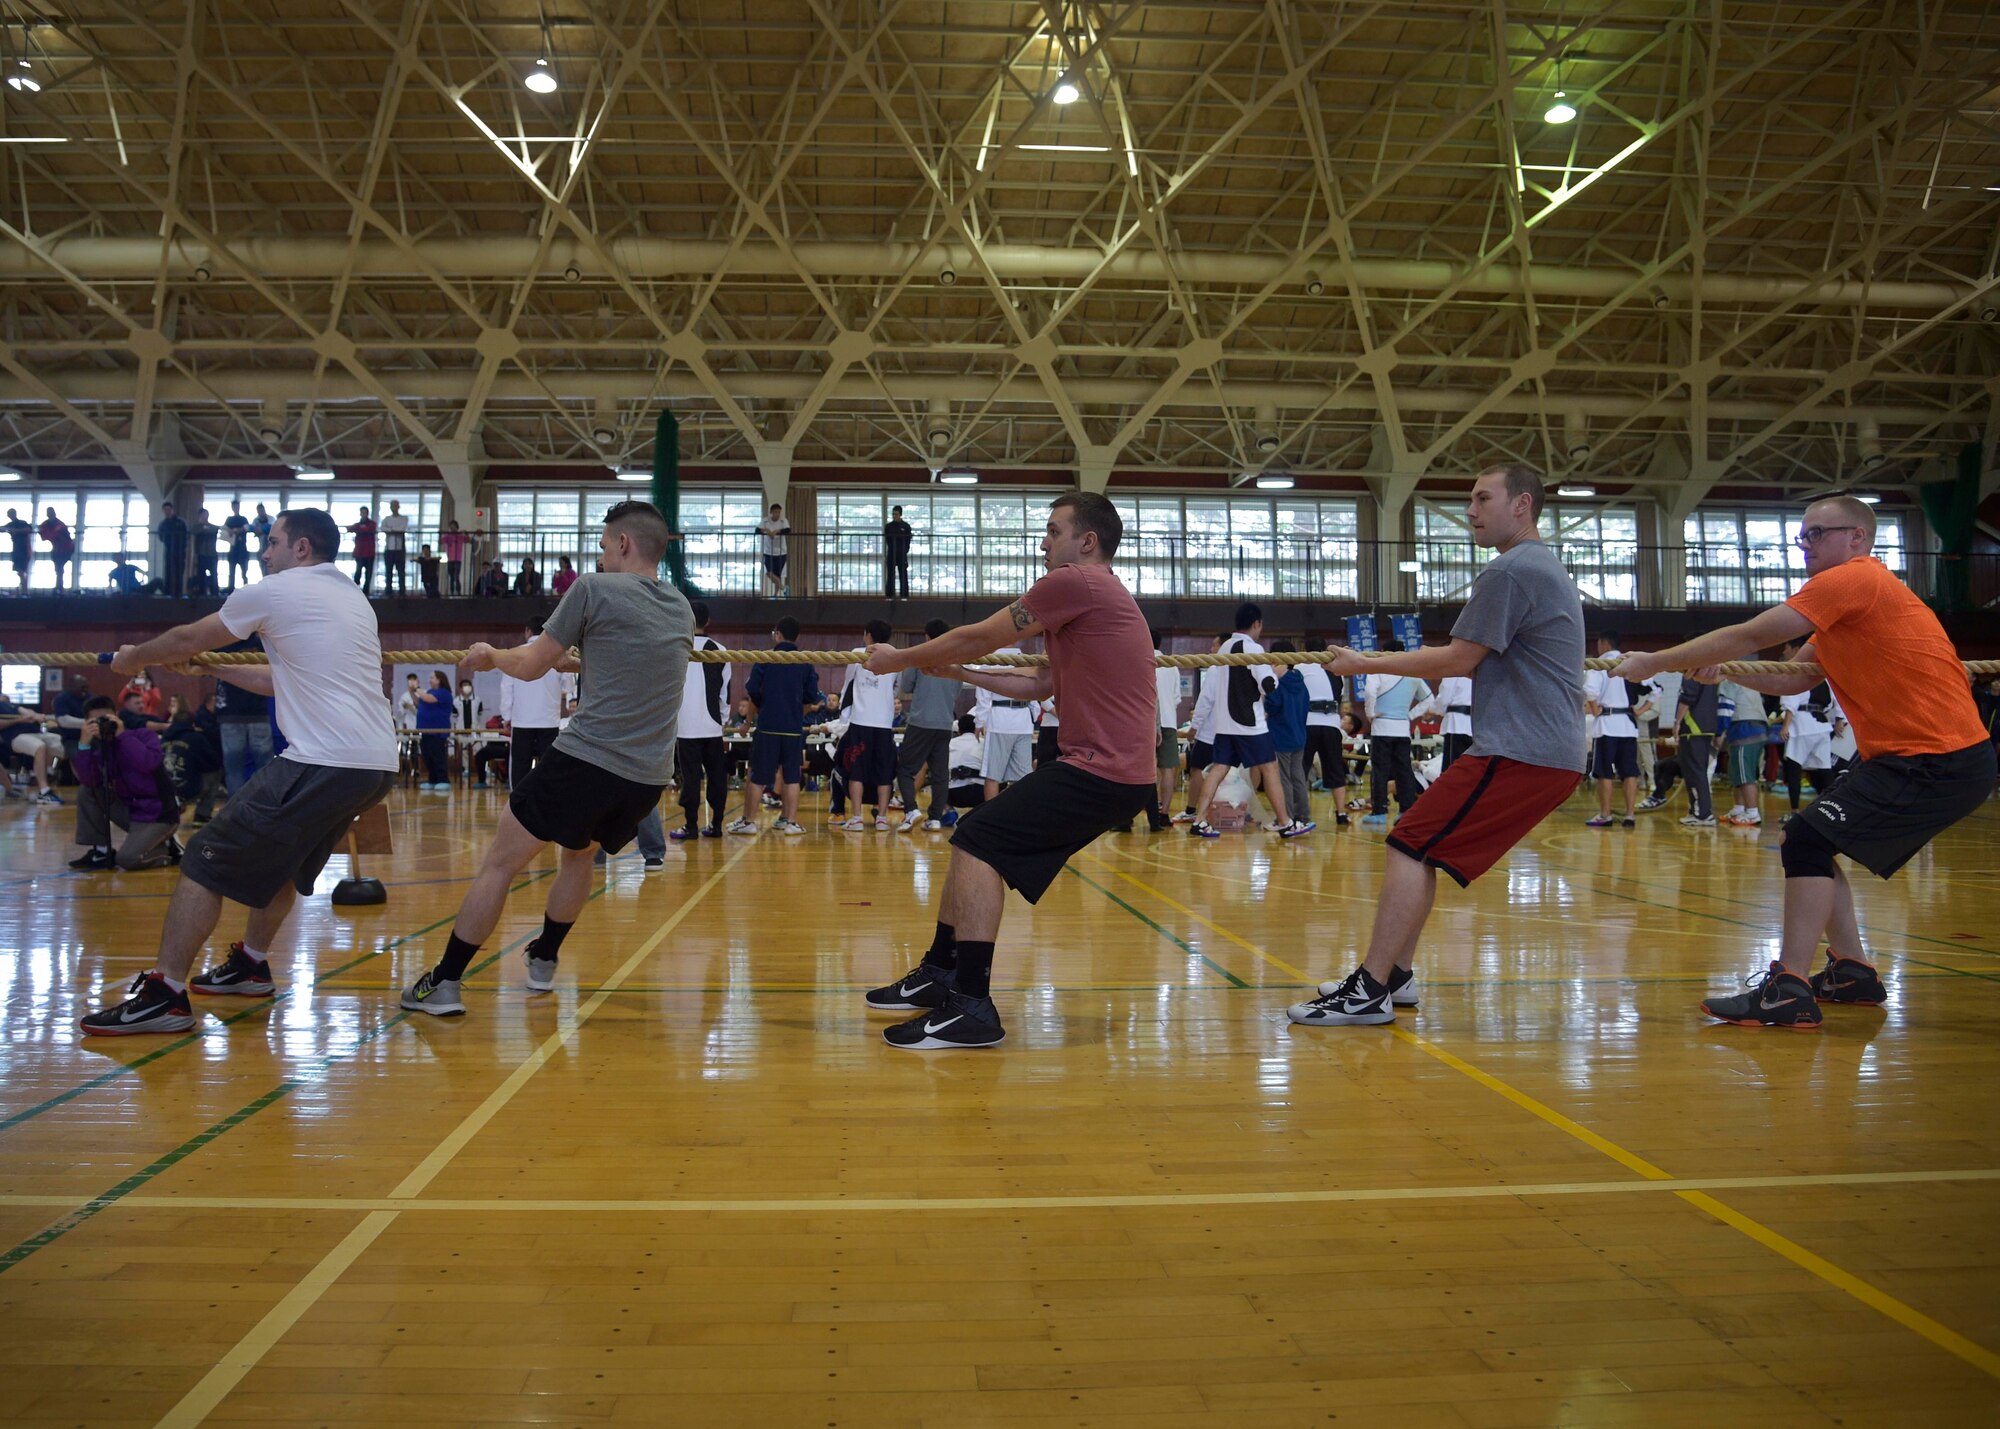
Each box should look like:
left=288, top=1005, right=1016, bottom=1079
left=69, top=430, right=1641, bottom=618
left=1359, top=847, right=1438, bottom=982
left=32, top=744, right=53, bottom=794
left=874, top=784, right=890, bottom=819
left=1622, top=775, right=1639, bottom=818
left=154, top=875, right=229, bottom=981
left=242, top=882, right=298, bottom=956
left=738, top=780, right=765, bottom=824
left=1825, top=864, right=1864, bottom=959
left=944, top=848, right=1007, bottom=941
left=546, top=843, right=597, bottom=923
left=1736, top=782, right=1760, bottom=815
left=779, top=777, right=799, bottom=823
left=1191, top=763, right=1228, bottom=822
left=983, top=777, right=1000, bottom=802
left=1598, top=779, right=1613, bottom=816
left=450, top=806, right=550, bottom=946
left=1778, top=875, right=1836, bottom=977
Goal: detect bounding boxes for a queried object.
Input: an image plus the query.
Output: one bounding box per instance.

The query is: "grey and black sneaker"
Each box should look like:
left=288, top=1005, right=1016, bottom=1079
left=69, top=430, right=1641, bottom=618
left=1699, top=963, right=1822, bottom=1030
left=79, top=972, right=196, bottom=1036
left=190, top=942, right=275, bottom=997
left=1288, top=966, right=1396, bottom=1026
left=401, top=970, right=466, bottom=1017
left=864, top=962, right=954, bottom=1012
left=523, top=942, right=558, bottom=993
left=882, top=989, right=1006, bottom=1050
left=68, top=847, right=115, bottom=871
left=1808, top=952, right=1888, bottom=1006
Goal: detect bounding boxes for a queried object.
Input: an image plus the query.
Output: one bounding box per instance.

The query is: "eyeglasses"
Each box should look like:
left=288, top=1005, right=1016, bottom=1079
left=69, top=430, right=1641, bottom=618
left=1793, top=524, right=1860, bottom=550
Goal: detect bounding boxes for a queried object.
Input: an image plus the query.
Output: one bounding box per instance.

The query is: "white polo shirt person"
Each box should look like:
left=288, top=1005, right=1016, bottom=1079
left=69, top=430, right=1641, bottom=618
left=500, top=630, right=572, bottom=788
left=1583, top=635, right=1641, bottom=825
left=974, top=646, right=1036, bottom=795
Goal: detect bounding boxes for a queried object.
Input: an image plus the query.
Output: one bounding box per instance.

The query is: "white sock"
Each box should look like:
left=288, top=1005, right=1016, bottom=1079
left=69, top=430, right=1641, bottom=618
left=241, top=944, right=269, bottom=964
left=156, top=973, right=186, bottom=993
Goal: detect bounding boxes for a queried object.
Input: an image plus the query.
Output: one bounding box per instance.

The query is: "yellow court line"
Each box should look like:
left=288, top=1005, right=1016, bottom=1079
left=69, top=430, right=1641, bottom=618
left=1077, top=851, right=1311, bottom=981
left=154, top=847, right=750, bottom=1429
left=3, top=1167, right=1998, bottom=1216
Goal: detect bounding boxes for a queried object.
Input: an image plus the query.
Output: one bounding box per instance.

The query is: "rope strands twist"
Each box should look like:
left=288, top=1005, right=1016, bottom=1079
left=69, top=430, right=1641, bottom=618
left=14, top=648, right=2000, bottom=678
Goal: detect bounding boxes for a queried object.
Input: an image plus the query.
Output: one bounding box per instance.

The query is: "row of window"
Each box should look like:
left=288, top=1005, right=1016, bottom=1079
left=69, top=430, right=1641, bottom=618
left=1, top=483, right=1907, bottom=605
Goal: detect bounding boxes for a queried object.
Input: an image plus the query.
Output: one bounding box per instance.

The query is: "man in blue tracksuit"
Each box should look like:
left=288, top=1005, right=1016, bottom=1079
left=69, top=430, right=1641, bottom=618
left=726, top=616, right=824, bottom=835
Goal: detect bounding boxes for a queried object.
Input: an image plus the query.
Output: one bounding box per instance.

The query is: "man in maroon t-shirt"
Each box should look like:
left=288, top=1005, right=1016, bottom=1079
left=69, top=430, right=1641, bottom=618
left=861, top=491, right=1157, bottom=1050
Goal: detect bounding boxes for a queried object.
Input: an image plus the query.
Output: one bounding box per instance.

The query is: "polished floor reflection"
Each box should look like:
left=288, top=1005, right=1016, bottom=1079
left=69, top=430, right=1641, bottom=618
left=2, top=783, right=1997, bottom=1426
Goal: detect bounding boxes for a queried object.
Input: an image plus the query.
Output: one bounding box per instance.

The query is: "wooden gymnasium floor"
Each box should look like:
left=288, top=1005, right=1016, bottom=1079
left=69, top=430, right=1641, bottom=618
left=2, top=778, right=1999, bottom=1428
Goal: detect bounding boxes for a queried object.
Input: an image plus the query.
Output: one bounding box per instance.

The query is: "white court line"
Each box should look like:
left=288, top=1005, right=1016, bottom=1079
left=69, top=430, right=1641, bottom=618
left=9, top=1166, right=1995, bottom=1218
left=153, top=848, right=749, bottom=1429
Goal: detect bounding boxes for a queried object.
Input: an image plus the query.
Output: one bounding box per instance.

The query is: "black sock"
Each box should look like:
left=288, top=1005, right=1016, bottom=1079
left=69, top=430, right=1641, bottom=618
left=434, top=931, right=480, bottom=982
left=534, top=915, right=574, bottom=961
left=953, top=941, right=995, bottom=999
left=923, top=922, right=956, bottom=971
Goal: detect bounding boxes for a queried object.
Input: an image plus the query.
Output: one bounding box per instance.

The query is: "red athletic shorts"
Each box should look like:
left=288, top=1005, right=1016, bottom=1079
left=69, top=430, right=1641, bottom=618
left=1385, top=754, right=1580, bottom=887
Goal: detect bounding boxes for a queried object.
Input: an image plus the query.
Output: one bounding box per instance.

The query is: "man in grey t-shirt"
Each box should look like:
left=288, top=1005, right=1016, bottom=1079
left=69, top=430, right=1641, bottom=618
left=893, top=618, right=963, bottom=830
left=1288, top=463, right=1587, bottom=1028
left=402, top=500, right=693, bottom=1019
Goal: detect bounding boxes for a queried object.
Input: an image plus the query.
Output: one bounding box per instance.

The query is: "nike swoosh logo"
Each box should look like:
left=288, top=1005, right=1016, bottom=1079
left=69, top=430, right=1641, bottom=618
left=923, top=1015, right=962, bottom=1035
left=121, top=1002, right=165, bottom=1022
left=898, top=981, right=931, bottom=997
left=1758, top=994, right=1801, bottom=1011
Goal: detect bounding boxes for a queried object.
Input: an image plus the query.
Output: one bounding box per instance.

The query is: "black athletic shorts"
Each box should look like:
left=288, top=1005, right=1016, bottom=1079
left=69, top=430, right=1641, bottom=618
left=1592, top=734, right=1640, bottom=780
left=1792, top=739, right=1995, bottom=879
left=749, top=729, right=803, bottom=786
left=509, top=746, right=665, bottom=854
left=949, top=760, right=1154, bottom=904
left=182, top=758, right=396, bottom=907
left=838, top=725, right=897, bottom=789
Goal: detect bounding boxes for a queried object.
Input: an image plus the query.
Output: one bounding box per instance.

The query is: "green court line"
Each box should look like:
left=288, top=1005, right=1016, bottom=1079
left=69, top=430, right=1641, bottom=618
left=0, top=869, right=556, bottom=1137
left=0, top=904, right=592, bottom=1275
left=1062, top=866, right=1249, bottom=988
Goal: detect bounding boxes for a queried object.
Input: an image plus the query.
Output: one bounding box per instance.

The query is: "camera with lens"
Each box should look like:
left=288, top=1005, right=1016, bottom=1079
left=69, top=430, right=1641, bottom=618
left=91, top=715, right=121, bottom=744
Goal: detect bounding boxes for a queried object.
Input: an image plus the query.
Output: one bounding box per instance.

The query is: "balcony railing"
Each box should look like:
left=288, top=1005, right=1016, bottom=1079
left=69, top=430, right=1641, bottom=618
left=10, top=523, right=1995, bottom=612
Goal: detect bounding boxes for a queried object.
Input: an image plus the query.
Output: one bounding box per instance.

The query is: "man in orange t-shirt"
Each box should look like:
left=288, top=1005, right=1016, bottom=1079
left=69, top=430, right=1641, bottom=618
left=1616, top=496, right=1994, bottom=1030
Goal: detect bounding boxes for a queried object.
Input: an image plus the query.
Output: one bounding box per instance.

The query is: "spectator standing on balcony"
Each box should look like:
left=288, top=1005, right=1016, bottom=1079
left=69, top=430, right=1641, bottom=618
left=347, top=507, right=377, bottom=593
left=441, top=519, right=470, bottom=595
left=552, top=555, right=579, bottom=597
left=248, top=503, right=273, bottom=553
left=759, top=503, right=791, bottom=597
left=476, top=559, right=507, bottom=597
left=515, top=556, right=543, bottom=597
left=4, top=508, right=30, bottom=592
left=884, top=504, right=914, bottom=600
left=222, top=501, right=251, bottom=591
left=416, top=543, right=442, bottom=598
left=156, top=501, right=189, bottom=597
left=191, top=507, right=220, bottom=596
left=40, top=507, right=75, bottom=592
left=380, top=499, right=410, bottom=595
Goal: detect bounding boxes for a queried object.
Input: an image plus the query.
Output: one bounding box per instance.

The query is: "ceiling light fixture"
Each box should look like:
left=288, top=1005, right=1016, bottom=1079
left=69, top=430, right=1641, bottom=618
left=0, top=469, right=21, bottom=483
left=1852, top=492, right=1882, bottom=505
left=1544, top=91, right=1576, bottom=124
left=1556, top=482, right=1596, bottom=497
left=1254, top=472, right=1295, bottom=490
left=939, top=468, right=979, bottom=486
left=293, top=469, right=335, bottom=482
left=1052, top=81, right=1080, bottom=105
left=6, top=73, right=39, bottom=93
left=1018, top=143, right=1109, bottom=153
left=936, top=267, right=957, bottom=286
left=524, top=56, right=557, bottom=94
left=615, top=470, right=652, bottom=483
left=592, top=426, right=618, bottom=446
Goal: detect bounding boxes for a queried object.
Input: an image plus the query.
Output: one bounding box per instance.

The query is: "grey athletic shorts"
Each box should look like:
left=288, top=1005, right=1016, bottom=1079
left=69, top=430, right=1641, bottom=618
left=982, top=731, right=1033, bottom=783
left=181, top=757, right=396, bottom=907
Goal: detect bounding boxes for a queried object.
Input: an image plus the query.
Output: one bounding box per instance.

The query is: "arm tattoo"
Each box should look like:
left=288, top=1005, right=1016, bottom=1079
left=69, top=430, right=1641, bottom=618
left=1008, top=599, right=1034, bottom=631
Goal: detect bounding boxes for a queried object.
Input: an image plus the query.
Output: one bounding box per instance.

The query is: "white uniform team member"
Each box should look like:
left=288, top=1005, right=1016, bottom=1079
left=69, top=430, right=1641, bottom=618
left=1434, top=674, right=1474, bottom=771
left=1151, top=631, right=1181, bottom=830
left=1583, top=632, right=1640, bottom=827
left=82, top=507, right=399, bottom=1035
left=974, top=646, right=1036, bottom=799
left=1189, top=602, right=1303, bottom=838
left=1299, top=645, right=1348, bottom=824
left=499, top=625, right=572, bottom=788
left=671, top=600, right=732, bottom=839
left=837, top=618, right=900, bottom=830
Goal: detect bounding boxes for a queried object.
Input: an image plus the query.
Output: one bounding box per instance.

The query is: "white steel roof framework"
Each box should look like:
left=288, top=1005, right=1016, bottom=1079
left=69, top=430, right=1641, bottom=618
left=0, top=0, right=1995, bottom=514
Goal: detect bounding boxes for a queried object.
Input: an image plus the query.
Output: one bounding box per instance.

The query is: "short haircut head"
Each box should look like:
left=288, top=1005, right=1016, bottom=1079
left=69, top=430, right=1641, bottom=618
left=1596, top=631, right=1620, bottom=650
left=1478, top=461, right=1546, bottom=521
left=775, top=616, right=800, bottom=642
left=1806, top=495, right=1878, bottom=546
left=864, top=618, right=893, bottom=644
left=1270, top=638, right=1296, bottom=654
left=274, top=507, right=339, bottom=561
left=924, top=618, right=948, bottom=640
left=86, top=694, right=115, bottom=713
left=959, top=713, right=976, bottom=735
left=1311, top=633, right=1332, bottom=652
left=1233, top=601, right=1262, bottom=631
left=527, top=617, right=546, bottom=637
left=603, top=499, right=670, bottom=561
left=1049, top=490, right=1122, bottom=557
left=689, top=599, right=710, bottom=629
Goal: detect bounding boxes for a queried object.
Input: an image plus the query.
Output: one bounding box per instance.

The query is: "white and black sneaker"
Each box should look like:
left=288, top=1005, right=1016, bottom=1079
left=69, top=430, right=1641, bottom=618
left=190, top=943, right=275, bottom=997
left=1288, top=966, right=1396, bottom=1026
left=864, top=962, right=954, bottom=1012
left=1317, top=964, right=1417, bottom=1007
left=79, top=972, right=196, bottom=1036
left=883, top=990, right=1006, bottom=1050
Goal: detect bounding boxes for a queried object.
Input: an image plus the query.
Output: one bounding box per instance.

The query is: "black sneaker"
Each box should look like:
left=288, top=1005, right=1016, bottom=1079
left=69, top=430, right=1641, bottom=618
left=190, top=942, right=274, bottom=997
left=882, top=989, right=1005, bottom=1050
left=68, top=848, right=115, bottom=871
left=1809, top=952, right=1888, bottom=1006
left=165, top=836, right=184, bottom=866
left=79, top=972, right=196, bottom=1036
left=1387, top=965, right=1418, bottom=1007
left=702, top=826, right=724, bottom=839
left=1287, top=966, right=1395, bottom=1026
left=1700, top=964, right=1823, bottom=1030
left=864, top=962, right=954, bottom=1012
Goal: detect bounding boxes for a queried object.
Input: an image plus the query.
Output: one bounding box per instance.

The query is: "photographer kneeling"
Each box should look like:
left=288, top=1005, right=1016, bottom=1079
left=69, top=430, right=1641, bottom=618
left=69, top=697, right=183, bottom=872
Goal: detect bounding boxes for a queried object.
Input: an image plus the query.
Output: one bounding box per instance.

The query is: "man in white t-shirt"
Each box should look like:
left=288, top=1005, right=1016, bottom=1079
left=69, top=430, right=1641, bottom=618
left=671, top=600, right=732, bottom=839
left=973, top=645, right=1035, bottom=798
left=1299, top=639, right=1350, bottom=826
left=83, top=507, right=398, bottom=1036
left=1174, top=633, right=1225, bottom=821
left=1583, top=632, right=1640, bottom=827
left=836, top=618, right=899, bottom=830
left=499, top=617, right=573, bottom=787
left=1189, top=603, right=1303, bottom=838
left=1434, top=674, right=1474, bottom=771
left=758, top=503, right=791, bottom=597
left=380, top=499, right=410, bottom=596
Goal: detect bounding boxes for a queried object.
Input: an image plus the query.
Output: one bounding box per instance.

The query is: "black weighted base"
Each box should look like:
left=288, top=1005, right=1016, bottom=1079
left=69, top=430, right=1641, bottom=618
left=331, top=876, right=388, bottom=906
